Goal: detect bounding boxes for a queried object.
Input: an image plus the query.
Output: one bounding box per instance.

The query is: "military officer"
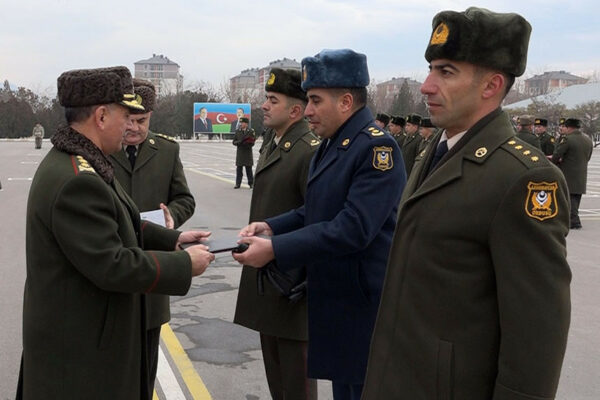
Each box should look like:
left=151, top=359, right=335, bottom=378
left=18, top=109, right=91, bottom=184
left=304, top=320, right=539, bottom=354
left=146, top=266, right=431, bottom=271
left=552, top=118, right=593, bottom=229
left=418, top=117, right=436, bottom=153
left=401, top=113, right=423, bottom=176
left=234, top=67, right=319, bottom=400
left=535, top=117, right=555, bottom=156
left=110, top=78, right=197, bottom=397
left=388, top=116, right=406, bottom=147
left=516, top=115, right=541, bottom=149
left=32, top=123, right=44, bottom=149
left=18, top=66, right=214, bottom=399
left=362, top=8, right=571, bottom=400
left=233, top=49, right=406, bottom=400
left=232, top=116, right=256, bottom=188
left=375, top=112, right=390, bottom=131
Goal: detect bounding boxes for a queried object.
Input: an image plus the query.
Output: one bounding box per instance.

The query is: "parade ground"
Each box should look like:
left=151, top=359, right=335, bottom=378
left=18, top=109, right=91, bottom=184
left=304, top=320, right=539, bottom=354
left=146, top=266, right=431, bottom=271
left=1, top=139, right=599, bottom=399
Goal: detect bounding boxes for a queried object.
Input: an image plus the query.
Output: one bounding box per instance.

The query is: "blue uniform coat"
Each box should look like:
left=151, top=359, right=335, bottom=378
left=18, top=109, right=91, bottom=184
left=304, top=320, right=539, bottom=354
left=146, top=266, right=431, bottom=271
left=266, top=107, right=406, bottom=383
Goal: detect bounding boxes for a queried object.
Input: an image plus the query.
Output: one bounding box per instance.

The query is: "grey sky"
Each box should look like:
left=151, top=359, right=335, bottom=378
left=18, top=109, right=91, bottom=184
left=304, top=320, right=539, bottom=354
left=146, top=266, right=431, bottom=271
left=1, top=0, right=598, bottom=95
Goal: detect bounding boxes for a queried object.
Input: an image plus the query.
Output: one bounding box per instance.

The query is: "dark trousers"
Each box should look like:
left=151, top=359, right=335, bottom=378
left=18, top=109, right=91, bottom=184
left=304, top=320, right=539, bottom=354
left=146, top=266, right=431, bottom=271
left=332, top=382, right=363, bottom=400
left=570, top=193, right=582, bottom=228
left=236, top=165, right=254, bottom=186
left=260, top=333, right=317, bottom=400
left=145, top=326, right=162, bottom=399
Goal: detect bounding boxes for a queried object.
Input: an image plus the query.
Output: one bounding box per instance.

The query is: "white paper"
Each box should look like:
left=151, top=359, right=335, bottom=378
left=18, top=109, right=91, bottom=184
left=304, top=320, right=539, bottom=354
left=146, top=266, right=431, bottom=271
left=140, top=209, right=166, bottom=227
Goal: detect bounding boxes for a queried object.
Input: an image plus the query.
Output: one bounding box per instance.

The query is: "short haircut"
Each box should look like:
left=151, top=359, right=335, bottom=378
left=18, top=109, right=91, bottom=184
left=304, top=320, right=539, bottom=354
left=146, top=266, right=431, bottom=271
left=65, top=105, right=97, bottom=124
left=330, top=87, right=368, bottom=109
left=474, top=66, right=515, bottom=98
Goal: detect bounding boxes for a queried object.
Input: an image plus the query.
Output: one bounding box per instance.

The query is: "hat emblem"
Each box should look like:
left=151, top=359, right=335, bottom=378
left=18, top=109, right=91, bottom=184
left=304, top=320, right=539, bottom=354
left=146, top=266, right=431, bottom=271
left=431, top=23, right=449, bottom=45
left=136, top=94, right=143, bottom=105
left=267, top=72, right=276, bottom=86
left=302, top=66, right=307, bottom=82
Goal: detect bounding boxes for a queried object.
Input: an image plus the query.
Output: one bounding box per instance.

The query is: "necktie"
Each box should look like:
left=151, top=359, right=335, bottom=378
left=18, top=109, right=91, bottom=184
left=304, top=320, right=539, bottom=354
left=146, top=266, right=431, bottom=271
left=427, top=140, right=448, bottom=175
left=126, top=145, right=137, bottom=168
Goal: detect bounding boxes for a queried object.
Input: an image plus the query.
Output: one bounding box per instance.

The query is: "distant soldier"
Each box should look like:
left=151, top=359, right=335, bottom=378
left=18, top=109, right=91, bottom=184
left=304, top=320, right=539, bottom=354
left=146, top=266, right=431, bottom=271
left=516, top=115, right=541, bottom=149
left=375, top=112, right=390, bottom=131
left=552, top=118, right=593, bottom=229
left=418, top=117, right=436, bottom=153
left=534, top=118, right=555, bottom=156
left=32, top=123, right=44, bottom=149
left=401, top=113, right=423, bottom=176
left=232, top=117, right=256, bottom=188
left=388, top=116, right=406, bottom=147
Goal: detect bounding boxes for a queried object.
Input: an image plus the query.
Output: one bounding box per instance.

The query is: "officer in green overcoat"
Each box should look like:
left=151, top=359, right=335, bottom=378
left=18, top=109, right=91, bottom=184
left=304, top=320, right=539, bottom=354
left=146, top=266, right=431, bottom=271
left=110, top=78, right=198, bottom=397
left=18, top=66, right=214, bottom=400
left=516, top=115, right=541, bottom=149
left=232, top=117, right=256, bottom=188
left=362, top=8, right=571, bottom=400
left=234, top=67, right=319, bottom=400
left=388, top=116, right=406, bottom=147
left=401, top=113, right=423, bottom=176
left=552, top=117, right=593, bottom=229
left=534, top=117, right=555, bottom=156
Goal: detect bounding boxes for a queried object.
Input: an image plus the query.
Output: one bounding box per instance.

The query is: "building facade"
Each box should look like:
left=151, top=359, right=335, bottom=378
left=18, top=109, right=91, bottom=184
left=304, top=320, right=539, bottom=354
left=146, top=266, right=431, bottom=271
left=524, top=71, right=588, bottom=96
left=134, top=54, right=183, bottom=96
left=229, top=58, right=300, bottom=103
left=375, top=77, right=422, bottom=113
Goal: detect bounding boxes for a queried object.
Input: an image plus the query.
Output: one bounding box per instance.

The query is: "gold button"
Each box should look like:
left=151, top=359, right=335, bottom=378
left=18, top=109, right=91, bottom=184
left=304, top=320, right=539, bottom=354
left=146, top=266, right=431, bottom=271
left=342, top=139, right=350, bottom=146
left=475, top=147, right=487, bottom=158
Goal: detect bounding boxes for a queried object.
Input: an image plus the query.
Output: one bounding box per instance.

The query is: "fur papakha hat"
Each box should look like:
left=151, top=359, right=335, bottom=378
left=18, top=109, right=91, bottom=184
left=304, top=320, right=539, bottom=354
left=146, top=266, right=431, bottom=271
left=421, top=117, right=436, bottom=128
left=57, top=66, right=143, bottom=111
left=265, top=68, right=306, bottom=101
left=518, top=115, right=534, bottom=126
left=240, top=117, right=250, bottom=124
left=376, top=112, right=391, bottom=125
left=132, top=78, right=156, bottom=113
left=425, top=7, right=532, bottom=77
left=391, top=116, right=406, bottom=127
left=406, top=114, right=422, bottom=126
left=301, top=49, right=370, bottom=90
left=564, top=118, right=581, bottom=129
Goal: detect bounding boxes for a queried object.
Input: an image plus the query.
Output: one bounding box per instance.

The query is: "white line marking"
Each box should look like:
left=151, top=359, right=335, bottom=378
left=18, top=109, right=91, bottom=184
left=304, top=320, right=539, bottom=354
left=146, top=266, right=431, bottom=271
left=157, top=346, right=187, bottom=400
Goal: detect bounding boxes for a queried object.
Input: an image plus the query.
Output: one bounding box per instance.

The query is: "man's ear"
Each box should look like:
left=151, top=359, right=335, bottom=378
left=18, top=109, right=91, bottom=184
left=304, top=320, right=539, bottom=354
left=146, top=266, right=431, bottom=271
left=482, top=73, right=505, bottom=100
left=289, top=103, right=303, bottom=119
left=339, top=92, right=354, bottom=113
left=94, top=105, right=108, bottom=128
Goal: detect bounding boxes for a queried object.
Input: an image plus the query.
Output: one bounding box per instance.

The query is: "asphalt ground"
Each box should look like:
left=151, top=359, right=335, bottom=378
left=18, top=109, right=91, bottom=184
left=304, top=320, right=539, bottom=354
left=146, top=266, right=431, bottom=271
left=1, top=138, right=599, bottom=399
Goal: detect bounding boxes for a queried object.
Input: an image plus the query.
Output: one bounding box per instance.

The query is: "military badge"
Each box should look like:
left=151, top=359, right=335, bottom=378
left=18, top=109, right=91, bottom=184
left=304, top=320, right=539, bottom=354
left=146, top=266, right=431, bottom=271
left=430, top=22, right=449, bottom=45
left=342, top=138, right=350, bottom=146
left=149, top=138, right=155, bottom=144
left=75, top=156, right=95, bottom=173
left=310, top=139, right=320, bottom=146
left=267, top=73, right=276, bottom=86
left=372, top=146, right=393, bottom=171
left=475, top=147, right=487, bottom=158
left=525, top=181, right=559, bottom=221
left=284, top=141, right=291, bottom=149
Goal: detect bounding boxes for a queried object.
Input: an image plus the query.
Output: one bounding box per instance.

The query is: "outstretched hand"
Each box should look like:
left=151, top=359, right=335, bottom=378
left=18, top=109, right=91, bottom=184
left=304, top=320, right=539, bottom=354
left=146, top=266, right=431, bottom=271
left=231, top=236, right=274, bottom=268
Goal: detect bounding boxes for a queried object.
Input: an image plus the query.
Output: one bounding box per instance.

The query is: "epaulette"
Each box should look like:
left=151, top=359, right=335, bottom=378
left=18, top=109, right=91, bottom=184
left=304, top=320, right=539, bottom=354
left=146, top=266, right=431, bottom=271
left=301, top=133, right=321, bottom=147
left=501, top=138, right=545, bottom=168
left=74, top=155, right=96, bottom=174
left=154, top=133, right=177, bottom=142
left=366, top=126, right=385, bottom=137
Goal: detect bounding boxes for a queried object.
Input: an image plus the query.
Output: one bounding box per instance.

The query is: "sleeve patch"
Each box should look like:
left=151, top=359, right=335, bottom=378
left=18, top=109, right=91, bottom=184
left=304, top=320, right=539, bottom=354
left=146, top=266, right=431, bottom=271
left=525, top=181, right=559, bottom=221
left=372, top=146, right=394, bottom=171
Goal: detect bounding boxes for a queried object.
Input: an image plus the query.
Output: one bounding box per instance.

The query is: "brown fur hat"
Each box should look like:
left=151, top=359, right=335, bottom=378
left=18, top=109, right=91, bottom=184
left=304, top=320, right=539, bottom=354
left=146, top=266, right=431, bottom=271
left=132, top=78, right=156, bottom=113
left=57, top=66, right=143, bottom=111
left=425, top=7, right=531, bottom=77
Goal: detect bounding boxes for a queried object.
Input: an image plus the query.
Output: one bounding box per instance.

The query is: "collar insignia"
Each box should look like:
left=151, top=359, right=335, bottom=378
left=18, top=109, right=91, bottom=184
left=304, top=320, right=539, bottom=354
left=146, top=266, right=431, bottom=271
left=284, top=141, right=291, bottom=149
left=475, top=147, right=487, bottom=158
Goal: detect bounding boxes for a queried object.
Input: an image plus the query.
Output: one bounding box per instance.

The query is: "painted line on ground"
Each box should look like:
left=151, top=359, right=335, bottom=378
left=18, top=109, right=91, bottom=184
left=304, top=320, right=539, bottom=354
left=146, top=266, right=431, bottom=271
left=185, top=168, right=250, bottom=188
left=156, top=345, right=187, bottom=399
left=160, top=323, right=212, bottom=400
left=7, top=177, right=32, bottom=181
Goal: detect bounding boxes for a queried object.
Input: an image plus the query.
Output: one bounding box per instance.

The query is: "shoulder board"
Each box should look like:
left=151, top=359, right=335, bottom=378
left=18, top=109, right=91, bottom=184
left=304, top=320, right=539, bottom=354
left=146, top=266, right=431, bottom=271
left=301, top=133, right=321, bottom=147
left=74, top=155, right=96, bottom=174
left=501, top=139, right=546, bottom=168
left=366, top=126, right=385, bottom=137
left=154, top=133, right=177, bottom=142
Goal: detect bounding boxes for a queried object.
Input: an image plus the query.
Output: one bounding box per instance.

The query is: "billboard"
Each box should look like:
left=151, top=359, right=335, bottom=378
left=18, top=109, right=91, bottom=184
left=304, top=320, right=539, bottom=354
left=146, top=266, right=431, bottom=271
left=193, top=102, right=251, bottom=135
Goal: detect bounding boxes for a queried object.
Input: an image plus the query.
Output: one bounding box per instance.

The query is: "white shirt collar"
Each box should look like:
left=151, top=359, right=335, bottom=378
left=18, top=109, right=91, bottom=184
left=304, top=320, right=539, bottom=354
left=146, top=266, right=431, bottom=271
left=440, top=130, right=467, bottom=151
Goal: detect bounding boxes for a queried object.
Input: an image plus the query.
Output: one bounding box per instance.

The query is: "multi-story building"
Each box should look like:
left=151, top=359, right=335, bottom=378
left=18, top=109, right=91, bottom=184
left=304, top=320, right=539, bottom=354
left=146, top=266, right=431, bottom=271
left=524, top=71, right=588, bottom=96
left=134, top=54, right=183, bottom=96
left=375, top=77, right=422, bottom=113
left=229, top=58, right=301, bottom=103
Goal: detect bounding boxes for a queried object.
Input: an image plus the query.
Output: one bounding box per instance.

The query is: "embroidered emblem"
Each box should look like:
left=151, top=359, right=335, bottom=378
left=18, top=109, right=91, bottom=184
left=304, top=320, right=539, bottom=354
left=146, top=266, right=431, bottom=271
left=135, top=94, right=143, bottom=105
left=267, top=72, right=276, bottom=86
left=76, top=156, right=95, bottom=173
left=525, top=182, right=559, bottom=221
left=372, top=146, right=393, bottom=171
left=508, top=140, right=516, bottom=145
left=475, top=147, right=487, bottom=158
left=149, top=138, right=155, bottom=145
left=284, top=141, right=291, bottom=149
left=342, top=139, right=350, bottom=146
left=430, top=22, right=449, bottom=45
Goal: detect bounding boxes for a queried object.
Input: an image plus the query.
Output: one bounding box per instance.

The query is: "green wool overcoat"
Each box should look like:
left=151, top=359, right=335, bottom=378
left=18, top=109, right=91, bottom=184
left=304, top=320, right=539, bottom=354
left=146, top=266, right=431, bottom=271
left=111, top=131, right=195, bottom=329
left=551, top=130, right=593, bottom=195
left=516, top=129, right=541, bottom=150
left=20, top=127, right=192, bottom=399
left=233, top=128, right=256, bottom=166
left=401, top=133, right=422, bottom=177
left=539, top=132, right=555, bottom=156
left=234, top=120, right=319, bottom=340
left=362, top=109, right=571, bottom=400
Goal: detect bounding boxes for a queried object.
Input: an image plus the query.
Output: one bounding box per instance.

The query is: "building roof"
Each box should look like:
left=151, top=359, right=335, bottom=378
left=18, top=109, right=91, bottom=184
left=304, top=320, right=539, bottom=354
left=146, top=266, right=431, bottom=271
left=134, top=54, right=179, bottom=67
left=267, top=58, right=301, bottom=69
left=377, top=77, right=421, bottom=87
left=504, top=82, right=600, bottom=109
left=525, top=70, right=586, bottom=82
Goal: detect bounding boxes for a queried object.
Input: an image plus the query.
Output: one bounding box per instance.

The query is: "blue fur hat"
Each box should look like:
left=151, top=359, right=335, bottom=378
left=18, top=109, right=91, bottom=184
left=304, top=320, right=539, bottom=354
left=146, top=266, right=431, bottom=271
left=301, top=49, right=370, bottom=90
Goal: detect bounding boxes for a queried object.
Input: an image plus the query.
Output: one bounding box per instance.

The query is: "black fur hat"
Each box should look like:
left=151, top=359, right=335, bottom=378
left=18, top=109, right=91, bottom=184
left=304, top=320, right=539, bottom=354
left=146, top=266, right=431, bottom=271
left=132, top=78, right=156, bottom=113
left=564, top=118, right=581, bottom=129
left=406, top=114, right=422, bottom=126
left=376, top=113, right=390, bottom=125
left=301, top=49, right=369, bottom=90
left=534, top=118, right=548, bottom=127
left=391, top=116, right=406, bottom=127
left=240, top=117, right=250, bottom=124
left=425, top=7, right=531, bottom=77
left=265, top=68, right=306, bottom=101
left=57, top=66, right=143, bottom=111
left=421, top=118, right=436, bottom=128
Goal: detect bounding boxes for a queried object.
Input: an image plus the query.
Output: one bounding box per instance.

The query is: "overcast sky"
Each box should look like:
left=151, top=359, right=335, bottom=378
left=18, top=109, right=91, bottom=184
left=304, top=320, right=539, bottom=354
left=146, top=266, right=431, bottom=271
left=1, top=0, right=598, bottom=96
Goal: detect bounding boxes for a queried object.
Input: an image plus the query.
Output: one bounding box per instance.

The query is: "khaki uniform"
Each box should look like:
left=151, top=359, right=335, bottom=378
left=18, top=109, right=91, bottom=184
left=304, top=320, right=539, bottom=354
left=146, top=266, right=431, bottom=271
left=401, top=133, right=422, bottom=177
left=20, top=126, right=192, bottom=399
left=539, top=131, right=555, bottom=156
left=363, top=110, right=571, bottom=400
left=516, top=129, right=541, bottom=149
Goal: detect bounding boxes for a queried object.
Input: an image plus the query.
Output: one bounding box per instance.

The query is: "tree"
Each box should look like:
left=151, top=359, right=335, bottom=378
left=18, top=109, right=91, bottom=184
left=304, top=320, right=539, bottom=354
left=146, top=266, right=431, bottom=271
left=389, top=80, right=413, bottom=117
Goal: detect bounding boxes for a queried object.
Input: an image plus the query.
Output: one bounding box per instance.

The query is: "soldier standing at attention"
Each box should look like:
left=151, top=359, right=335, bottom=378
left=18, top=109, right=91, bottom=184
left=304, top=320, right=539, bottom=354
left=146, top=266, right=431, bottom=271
left=374, top=112, right=390, bottom=132
left=110, top=78, right=198, bottom=397
left=32, top=123, right=44, bottom=149
left=233, top=117, right=256, bottom=188
left=388, top=116, right=406, bottom=147
left=234, top=67, right=320, bottom=400
left=418, top=117, right=436, bottom=153
left=18, top=66, right=214, bottom=399
left=232, top=49, right=406, bottom=400
left=552, top=118, right=593, bottom=229
left=516, top=115, right=541, bottom=149
left=401, top=113, right=423, bottom=176
left=535, top=117, right=555, bottom=156
left=362, top=8, right=571, bottom=400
